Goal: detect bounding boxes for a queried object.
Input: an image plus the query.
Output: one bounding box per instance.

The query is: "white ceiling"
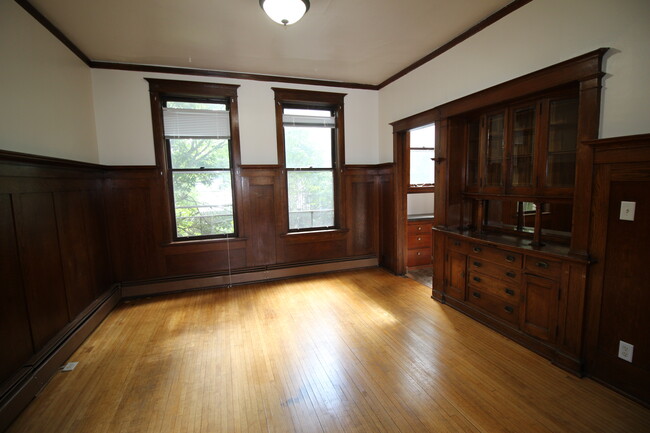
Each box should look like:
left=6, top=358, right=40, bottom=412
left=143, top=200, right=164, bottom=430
left=29, top=0, right=514, bottom=86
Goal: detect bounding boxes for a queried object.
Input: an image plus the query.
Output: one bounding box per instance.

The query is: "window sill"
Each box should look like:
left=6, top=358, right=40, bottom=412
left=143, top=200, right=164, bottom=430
left=280, top=228, right=349, bottom=242
left=408, top=186, right=435, bottom=194
left=164, top=236, right=247, bottom=247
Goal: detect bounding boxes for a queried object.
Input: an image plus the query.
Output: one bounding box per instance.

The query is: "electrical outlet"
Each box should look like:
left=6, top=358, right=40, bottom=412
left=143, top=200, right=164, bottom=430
left=618, top=341, right=634, bottom=363
left=620, top=201, right=636, bottom=221
left=61, top=362, right=78, bottom=372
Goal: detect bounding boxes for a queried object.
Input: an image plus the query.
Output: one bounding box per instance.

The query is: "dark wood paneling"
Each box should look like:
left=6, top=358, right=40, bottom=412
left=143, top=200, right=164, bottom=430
left=54, top=190, right=100, bottom=317
left=347, top=175, right=377, bottom=256
left=0, top=194, right=34, bottom=387
left=105, top=174, right=165, bottom=281
left=378, top=165, right=397, bottom=271
left=242, top=169, right=280, bottom=266
left=590, top=179, right=650, bottom=403
left=15, top=192, right=70, bottom=350
left=165, top=248, right=247, bottom=276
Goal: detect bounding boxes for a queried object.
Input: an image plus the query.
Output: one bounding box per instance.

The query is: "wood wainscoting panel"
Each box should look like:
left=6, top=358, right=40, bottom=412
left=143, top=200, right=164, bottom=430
left=14, top=192, right=70, bottom=351
left=346, top=172, right=378, bottom=257
left=0, top=194, right=34, bottom=390
left=241, top=167, right=280, bottom=267
left=105, top=173, right=165, bottom=281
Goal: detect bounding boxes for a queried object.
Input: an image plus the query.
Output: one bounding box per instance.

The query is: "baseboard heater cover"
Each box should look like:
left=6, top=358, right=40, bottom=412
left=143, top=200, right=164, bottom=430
left=122, top=257, right=379, bottom=298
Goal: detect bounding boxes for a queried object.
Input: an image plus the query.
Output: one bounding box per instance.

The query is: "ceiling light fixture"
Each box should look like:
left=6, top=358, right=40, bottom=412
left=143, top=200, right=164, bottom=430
left=259, top=0, right=310, bottom=26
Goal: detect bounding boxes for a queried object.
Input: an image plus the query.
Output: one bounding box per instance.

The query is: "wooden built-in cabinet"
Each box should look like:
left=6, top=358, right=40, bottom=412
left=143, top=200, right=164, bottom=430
left=406, top=218, right=433, bottom=267
left=436, top=231, right=588, bottom=372
left=465, top=89, right=579, bottom=198
left=388, top=49, right=610, bottom=376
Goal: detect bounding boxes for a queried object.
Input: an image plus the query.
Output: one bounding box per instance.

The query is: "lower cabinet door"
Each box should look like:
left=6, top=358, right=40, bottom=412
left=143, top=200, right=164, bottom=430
left=445, top=250, right=467, bottom=301
left=520, top=274, right=559, bottom=342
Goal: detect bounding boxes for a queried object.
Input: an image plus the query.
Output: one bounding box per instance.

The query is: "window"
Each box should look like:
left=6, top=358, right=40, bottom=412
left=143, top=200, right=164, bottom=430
left=147, top=79, right=242, bottom=241
left=408, top=123, right=435, bottom=192
left=273, top=88, right=345, bottom=232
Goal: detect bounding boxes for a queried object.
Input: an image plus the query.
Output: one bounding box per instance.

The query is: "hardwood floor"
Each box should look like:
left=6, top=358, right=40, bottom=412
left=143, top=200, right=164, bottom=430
left=7, top=268, right=650, bottom=432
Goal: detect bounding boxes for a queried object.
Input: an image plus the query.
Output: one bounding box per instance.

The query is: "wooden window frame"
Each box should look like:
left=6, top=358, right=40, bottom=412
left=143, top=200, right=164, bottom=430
left=272, top=88, right=346, bottom=234
left=146, top=78, right=244, bottom=243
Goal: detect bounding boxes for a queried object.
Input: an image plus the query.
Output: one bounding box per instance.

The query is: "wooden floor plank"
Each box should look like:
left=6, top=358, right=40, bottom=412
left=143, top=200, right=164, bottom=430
left=7, top=268, right=650, bottom=433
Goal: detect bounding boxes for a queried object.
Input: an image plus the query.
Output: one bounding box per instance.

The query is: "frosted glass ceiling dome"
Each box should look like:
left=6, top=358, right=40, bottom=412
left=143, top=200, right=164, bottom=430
left=259, top=0, right=310, bottom=26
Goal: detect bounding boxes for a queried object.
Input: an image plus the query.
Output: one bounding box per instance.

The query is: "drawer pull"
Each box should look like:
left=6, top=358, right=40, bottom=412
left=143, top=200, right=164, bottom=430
left=536, top=261, right=549, bottom=269
left=504, top=288, right=515, bottom=296
left=473, top=261, right=482, bottom=267
left=417, top=237, right=422, bottom=241
left=418, top=226, right=422, bottom=231
left=473, top=276, right=481, bottom=283
left=505, top=255, right=515, bottom=263
left=417, top=252, right=421, bottom=256
left=453, top=241, right=461, bottom=246
left=473, top=247, right=482, bottom=253
left=472, top=291, right=481, bottom=299
left=506, top=271, right=516, bottom=278
left=504, top=306, right=514, bottom=314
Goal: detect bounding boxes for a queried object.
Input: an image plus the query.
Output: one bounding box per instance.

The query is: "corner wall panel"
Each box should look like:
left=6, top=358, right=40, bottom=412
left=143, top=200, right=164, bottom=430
left=0, top=194, right=34, bottom=388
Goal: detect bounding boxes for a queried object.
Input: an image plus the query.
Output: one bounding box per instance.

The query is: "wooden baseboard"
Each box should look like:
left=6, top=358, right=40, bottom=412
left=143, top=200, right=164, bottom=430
left=122, top=257, right=379, bottom=298
left=0, top=285, right=121, bottom=432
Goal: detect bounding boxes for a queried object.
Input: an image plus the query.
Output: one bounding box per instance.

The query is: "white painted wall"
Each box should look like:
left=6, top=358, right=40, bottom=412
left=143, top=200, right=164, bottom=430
left=0, top=0, right=98, bottom=163
left=378, top=0, right=650, bottom=162
left=92, top=69, right=379, bottom=166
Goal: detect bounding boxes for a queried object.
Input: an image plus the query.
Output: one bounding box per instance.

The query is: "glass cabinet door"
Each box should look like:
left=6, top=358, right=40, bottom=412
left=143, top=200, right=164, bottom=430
left=466, top=118, right=480, bottom=191
left=545, top=97, right=578, bottom=188
left=509, top=105, right=536, bottom=191
left=485, top=112, right=505, bottom=190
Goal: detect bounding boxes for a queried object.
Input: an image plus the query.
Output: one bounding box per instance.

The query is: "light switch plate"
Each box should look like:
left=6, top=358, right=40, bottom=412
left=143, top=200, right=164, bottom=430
left=620, top=201, right=636, bottom=221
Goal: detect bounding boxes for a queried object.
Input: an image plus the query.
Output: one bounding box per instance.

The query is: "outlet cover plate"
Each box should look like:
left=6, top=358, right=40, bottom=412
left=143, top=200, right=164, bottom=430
left=618, top=341, right=634, bottom=362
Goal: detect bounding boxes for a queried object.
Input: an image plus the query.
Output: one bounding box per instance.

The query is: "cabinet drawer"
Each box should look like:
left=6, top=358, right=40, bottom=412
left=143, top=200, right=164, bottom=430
left=467, top=270, right=520, bottom=303
left=467, top=289, right=519, bottom=324
left=447, top=237, right=469, bottom=253
left=525, top=256, right=562, bottom=279
left=469, top=243, right=522, bottom=268
left=408, top=222, right=432, bottom=236
left=408, top=248, right=431, bottom=266
left=408, top=234, right=432, bottom=249
left=468, top=256, right=522, bottom=283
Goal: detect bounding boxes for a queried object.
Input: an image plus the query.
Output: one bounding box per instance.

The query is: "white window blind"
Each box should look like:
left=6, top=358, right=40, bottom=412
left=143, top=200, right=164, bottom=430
left=283, top=114, right=335, bottom=128
left=163, top=108, right=231, bottom=138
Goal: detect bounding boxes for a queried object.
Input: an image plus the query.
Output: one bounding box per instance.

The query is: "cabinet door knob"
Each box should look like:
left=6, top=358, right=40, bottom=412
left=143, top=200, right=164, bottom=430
left=416, top=252, right=421, bottom=256
left=473, top=247, right=482, bottom=253
left=536, top=261, right=549, bottom=269
left=472, top=292, right=481, bottom=298
left=473, top=276, right=481, bottom=283
left=506, top=271, right=516, bottom=278
left=504, top=306, right=514, bottom=314
left=505, top=255, right=515, bottom=263
left=473, top=261, right=482, bottom=267
left=505, top=288, right=515, bottom=296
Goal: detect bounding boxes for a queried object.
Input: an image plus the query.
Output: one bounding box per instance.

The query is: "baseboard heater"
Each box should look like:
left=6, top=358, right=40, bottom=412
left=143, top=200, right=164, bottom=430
left=0, top=285, right=122, bottom=432
left=121, top=255, right=379, bottom=298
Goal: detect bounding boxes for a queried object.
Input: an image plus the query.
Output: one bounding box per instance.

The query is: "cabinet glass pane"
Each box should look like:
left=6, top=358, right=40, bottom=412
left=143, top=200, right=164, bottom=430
left=546, top=98, right=578, bottom=187
left=511, top=106, right=536, bottom=187
left=485, top=113, right=505, bottom=187
left=467, top=118, right=480, bottom=187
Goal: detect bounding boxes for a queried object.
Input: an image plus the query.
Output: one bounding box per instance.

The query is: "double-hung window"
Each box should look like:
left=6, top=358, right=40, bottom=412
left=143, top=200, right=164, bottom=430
left=147, top=79, right=242, bottom=241
left=273, top=88, right=345, bottom=232
left=408, top=123, right=436, bottom=192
